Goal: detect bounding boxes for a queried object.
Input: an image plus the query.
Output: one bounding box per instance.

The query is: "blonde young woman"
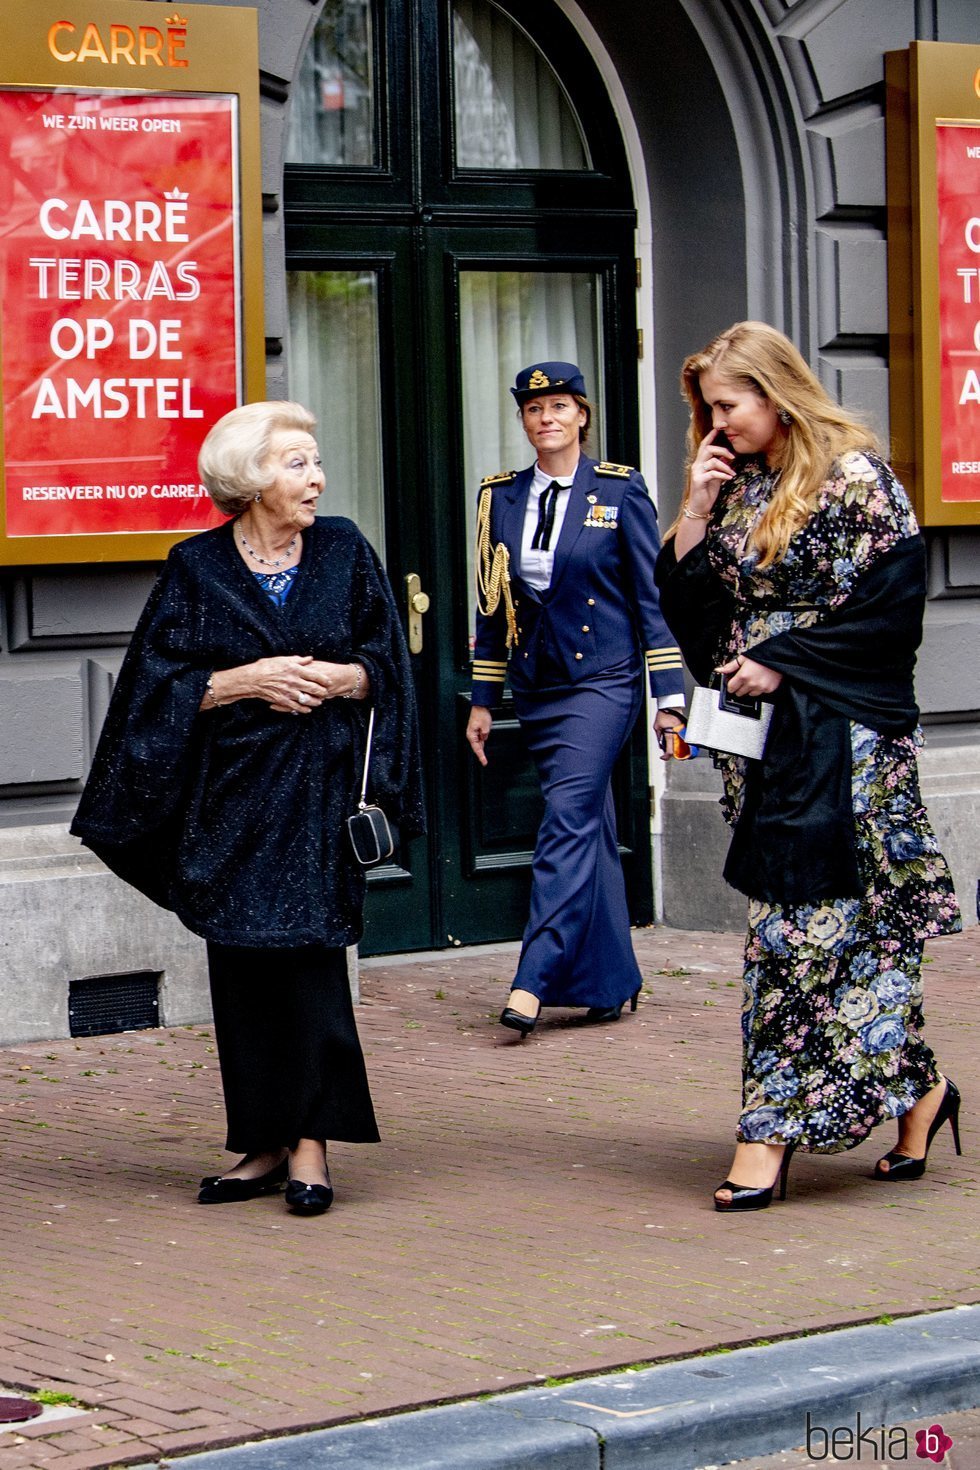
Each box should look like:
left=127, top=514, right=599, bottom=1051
left=654, top=322, right=962, bottom=1212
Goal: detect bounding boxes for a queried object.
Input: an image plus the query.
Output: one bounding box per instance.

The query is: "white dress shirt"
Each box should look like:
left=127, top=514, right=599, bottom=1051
left=519, top=463, right=575, bottom=591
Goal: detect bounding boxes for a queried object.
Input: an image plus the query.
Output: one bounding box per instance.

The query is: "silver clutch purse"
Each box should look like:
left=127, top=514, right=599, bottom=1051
left=685, top=676, right=774, bottom=760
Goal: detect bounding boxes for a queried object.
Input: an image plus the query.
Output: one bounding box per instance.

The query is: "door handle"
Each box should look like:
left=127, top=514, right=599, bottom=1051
left=405, top=572, right=430, bottom=654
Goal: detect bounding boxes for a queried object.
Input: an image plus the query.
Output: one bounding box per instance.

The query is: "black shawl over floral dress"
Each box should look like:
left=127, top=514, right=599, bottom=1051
left=657, top=451, right=960, bottom=1154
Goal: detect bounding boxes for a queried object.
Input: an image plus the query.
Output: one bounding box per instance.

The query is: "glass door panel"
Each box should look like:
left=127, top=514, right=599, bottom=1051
left=285, top=0, right=377, bottom=166
left=419, top=231, right=649, bottom=948
left=286, top=269, right=384, bottom=554
left=458, top=268, right=603, bottom=646
left=451, top=0, right=589, bottom=169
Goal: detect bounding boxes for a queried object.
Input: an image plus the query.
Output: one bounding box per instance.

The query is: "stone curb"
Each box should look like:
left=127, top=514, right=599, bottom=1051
left=144, top=1305, right=980, bottom=1469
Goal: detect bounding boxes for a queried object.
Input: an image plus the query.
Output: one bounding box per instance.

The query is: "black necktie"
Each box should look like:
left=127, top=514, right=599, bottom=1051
left=531, top=480, right=561, bottom=551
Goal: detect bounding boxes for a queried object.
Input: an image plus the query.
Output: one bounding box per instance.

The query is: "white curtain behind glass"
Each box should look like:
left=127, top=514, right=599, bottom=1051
left=453, top=0, right=588, bottom=170
left=459, top=270, right=603, bottom=646
left=287, top=271, right=385, bottom=556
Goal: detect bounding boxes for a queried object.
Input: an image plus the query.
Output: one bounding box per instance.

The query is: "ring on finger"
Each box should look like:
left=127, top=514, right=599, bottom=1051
left=297, top=691, right=308, bottom=705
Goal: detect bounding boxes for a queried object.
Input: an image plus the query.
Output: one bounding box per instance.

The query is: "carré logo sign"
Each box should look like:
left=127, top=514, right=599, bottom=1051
left=48, top=10, right=189, bottom=69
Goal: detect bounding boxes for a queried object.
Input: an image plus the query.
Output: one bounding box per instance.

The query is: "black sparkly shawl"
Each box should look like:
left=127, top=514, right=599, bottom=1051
left=655, top=533, right=925, bottom=906
left=71, top=517, right=424, bottom=947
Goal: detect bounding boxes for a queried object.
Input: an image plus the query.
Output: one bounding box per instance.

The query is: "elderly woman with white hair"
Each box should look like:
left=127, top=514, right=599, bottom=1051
left=72, top=402, right=423, bottom=1216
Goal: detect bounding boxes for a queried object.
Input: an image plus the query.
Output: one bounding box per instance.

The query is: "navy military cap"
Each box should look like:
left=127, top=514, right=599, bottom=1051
left=510, top=361, right=587, bottom=404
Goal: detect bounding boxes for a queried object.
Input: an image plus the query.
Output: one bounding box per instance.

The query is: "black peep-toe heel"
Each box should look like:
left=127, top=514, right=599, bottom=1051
left=873, top=1078, right=962, bottom=1182
left=714, top=1144, right=796, bottom=1213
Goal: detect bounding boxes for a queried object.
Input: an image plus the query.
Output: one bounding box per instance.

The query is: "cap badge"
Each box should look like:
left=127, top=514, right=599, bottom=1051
left=528, top=369, right=551, bottom=388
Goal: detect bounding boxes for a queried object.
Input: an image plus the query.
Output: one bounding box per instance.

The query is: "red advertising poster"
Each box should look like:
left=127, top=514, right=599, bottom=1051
left=936, top=120, right=980, bottom=504
left=0, top=89, right=239, bottom=537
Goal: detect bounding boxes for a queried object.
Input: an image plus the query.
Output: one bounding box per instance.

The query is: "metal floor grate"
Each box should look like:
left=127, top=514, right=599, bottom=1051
left=68, top=971, right=161, bottom=1038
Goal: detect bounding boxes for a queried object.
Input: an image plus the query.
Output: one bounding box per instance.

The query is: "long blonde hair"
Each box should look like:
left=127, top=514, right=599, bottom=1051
left=675, top=321, right=880, bottom=567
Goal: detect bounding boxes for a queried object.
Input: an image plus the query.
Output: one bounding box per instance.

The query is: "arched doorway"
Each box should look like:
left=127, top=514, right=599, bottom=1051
left=284, top=0, right=647, bottom=953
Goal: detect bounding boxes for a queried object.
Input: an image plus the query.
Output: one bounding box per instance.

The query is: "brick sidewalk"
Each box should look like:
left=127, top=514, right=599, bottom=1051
left=0, top=927, right=976, bottom=1469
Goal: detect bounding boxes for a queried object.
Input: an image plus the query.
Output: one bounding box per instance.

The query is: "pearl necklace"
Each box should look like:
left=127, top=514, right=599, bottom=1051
left=237, top=525, right=297, bottom=568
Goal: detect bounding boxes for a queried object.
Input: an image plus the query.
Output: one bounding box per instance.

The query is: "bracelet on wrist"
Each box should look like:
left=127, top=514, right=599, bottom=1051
left=341, top=663, right=363, bottom=700
left=205, top=674, right=220, bottom=708
left=683, top=505, right=712, bottom=521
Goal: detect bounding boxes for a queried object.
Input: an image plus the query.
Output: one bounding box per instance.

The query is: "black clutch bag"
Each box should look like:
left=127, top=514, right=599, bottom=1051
left=347, top=707, right=394, bottom=866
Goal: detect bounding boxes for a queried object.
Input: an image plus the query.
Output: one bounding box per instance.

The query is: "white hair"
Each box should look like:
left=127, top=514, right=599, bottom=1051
left=198, top=401, right=317, bottom=515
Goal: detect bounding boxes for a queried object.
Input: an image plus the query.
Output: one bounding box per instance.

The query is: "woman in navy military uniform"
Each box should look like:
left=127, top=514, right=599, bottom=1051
left=466, top=362, right=686, bottom=1037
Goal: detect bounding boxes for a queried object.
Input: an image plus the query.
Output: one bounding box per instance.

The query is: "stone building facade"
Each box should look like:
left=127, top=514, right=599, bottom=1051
left=0, top=0, right=976, bottom=1043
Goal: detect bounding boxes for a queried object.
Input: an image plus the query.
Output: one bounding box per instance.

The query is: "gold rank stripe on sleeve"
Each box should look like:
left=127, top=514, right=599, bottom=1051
left=645, top=647, right=683, bottom=668
left=472, top=661, right=507, bottom=682
left=595, top=461, right=634, bottom=478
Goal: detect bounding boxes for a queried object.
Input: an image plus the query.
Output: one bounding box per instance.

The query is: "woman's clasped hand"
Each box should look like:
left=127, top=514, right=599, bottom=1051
left=209, top=653, right=364, bottom=713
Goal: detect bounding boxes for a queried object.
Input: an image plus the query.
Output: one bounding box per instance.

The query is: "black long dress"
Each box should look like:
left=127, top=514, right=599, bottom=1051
left=72, top=515, right=424, bottom=1151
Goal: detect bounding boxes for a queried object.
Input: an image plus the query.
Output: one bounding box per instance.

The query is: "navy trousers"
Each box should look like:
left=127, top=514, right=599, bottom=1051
left=511, top=660, right=643, bottom=1009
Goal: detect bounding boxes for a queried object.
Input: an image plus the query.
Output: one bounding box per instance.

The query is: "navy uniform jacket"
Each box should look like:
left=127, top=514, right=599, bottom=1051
left=472, top=455, right=684, bottom=708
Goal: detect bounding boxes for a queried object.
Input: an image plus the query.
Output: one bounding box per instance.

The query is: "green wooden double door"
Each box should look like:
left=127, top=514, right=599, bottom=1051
left=284, top=0, right=652, bottom=954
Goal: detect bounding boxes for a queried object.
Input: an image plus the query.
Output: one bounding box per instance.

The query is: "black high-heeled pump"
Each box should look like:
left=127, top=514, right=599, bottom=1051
left=584, top=987, right=641, bottom=1025
left=714, top=1144, right=796, bottom=1213
left=499, top=1000, right=540, bottom=1039
left=873, top=1078, right=962, bottom=1182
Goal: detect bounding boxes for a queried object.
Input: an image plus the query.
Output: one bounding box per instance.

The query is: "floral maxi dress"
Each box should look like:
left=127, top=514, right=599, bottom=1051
left=709, top=451, right=961, bottom=1153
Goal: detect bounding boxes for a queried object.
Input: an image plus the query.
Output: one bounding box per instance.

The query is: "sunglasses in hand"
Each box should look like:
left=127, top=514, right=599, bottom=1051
left=658, top=724, right=700, bottom=760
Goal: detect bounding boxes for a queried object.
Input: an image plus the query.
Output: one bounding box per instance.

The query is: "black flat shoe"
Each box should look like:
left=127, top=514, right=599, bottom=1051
left=284, top=1179, right=334, bottom=1216
left=499, top=999, right=540, bottom=1038
left=198, top=1157, right=287, bottom=1204
left=584, top=987, right=641, bottom=1024
left=714, top=1145, right=796, bottom=1213
left=873, top=1078, right=963, bottom=1182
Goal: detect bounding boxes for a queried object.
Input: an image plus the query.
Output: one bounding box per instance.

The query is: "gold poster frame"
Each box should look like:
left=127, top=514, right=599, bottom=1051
left=0, top=0, right=264, bottom=565
left=886, top=41, right=980, bottom=528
